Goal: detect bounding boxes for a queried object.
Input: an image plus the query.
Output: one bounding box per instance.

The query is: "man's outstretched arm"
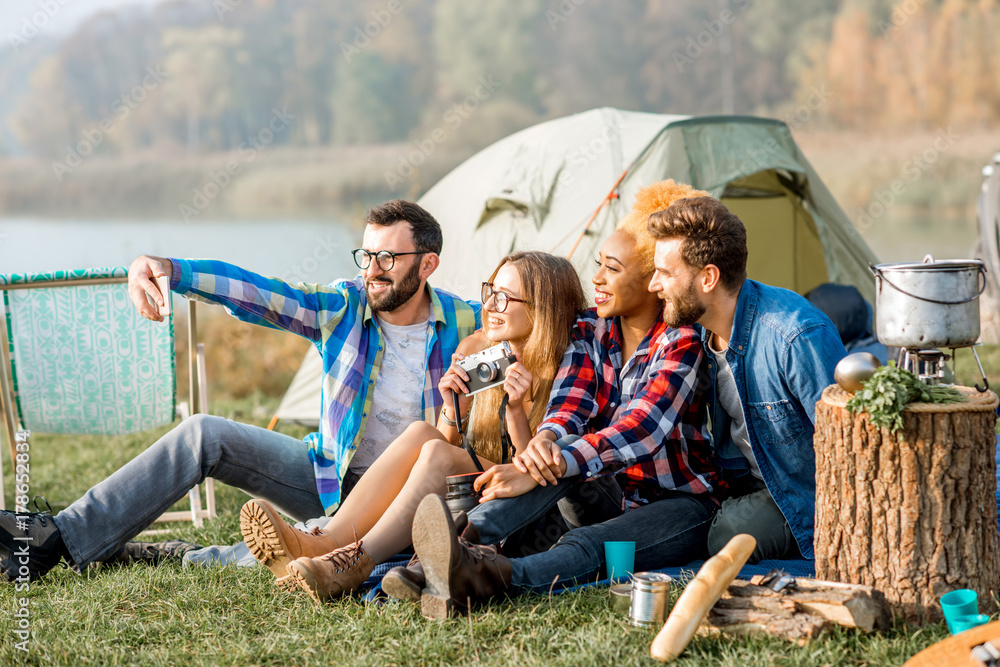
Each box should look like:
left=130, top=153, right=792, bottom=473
left=127, top=254, right=348, bottom=343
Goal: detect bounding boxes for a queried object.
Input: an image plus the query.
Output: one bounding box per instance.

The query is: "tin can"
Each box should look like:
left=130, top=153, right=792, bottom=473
left=629, top=572, right=672, bottom=627
left=610, top=582, right=632, bottom=613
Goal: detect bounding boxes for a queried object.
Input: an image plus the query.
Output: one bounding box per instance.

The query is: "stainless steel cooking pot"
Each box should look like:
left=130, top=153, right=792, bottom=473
left=870, top=255, right=987, bottom=349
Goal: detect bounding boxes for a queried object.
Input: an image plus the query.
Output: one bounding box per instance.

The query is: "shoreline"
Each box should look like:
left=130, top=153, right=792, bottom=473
left=0, top=128, right=993, bottom=225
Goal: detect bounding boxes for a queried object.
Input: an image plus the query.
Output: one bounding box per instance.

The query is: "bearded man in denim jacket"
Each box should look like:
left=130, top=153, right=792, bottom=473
left=647, top=196, right=847, bottom=562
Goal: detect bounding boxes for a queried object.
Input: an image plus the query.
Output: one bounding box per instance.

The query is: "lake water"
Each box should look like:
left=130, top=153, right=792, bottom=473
left=0, top=212, right=981, bottom=284
left=0, top=218, right=359, bottom=283
left=859, top=212, right=979, bottom=264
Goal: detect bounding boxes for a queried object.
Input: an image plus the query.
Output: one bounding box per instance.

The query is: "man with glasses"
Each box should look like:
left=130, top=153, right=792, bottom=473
left=0, top=200, right=481, bottom=583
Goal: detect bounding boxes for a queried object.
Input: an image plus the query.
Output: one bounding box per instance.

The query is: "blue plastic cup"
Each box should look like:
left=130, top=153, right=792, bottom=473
left=951, top=613, right=991, bottom=634
left=940, top=589, right=979, bottom=634
left=604, top=541, right=636, bottom=581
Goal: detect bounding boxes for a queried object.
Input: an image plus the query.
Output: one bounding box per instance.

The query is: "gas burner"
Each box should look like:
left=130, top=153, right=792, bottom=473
left=900, top=348, right=950, bottom=386
left=897, top=345, right=989, bottom=391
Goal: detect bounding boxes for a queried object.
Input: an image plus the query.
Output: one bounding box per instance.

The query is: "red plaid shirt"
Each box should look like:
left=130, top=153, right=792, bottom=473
left=541, top=309, right=717, bottom=506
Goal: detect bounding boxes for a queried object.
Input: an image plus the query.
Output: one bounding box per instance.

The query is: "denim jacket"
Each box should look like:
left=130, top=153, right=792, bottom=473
left=704, top=280, right=847, bottom=559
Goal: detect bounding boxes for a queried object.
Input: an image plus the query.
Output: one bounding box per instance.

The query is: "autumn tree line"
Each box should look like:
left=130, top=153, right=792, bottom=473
left=1, top=0, right=996, bottom=163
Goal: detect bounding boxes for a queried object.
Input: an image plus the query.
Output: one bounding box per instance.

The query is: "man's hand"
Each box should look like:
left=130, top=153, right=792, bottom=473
left=128, top=255, right=172, bottom=322
left=513, top=432, right=567, bottom=486
left=474, top=463, right=539, bottom=503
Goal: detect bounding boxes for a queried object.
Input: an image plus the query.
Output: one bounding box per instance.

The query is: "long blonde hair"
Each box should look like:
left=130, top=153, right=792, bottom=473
left=469, top=251, right=585, bottom=462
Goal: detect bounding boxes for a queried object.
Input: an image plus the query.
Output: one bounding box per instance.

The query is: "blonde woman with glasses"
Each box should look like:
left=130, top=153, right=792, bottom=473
left=239, top=251, right=585, bottom=603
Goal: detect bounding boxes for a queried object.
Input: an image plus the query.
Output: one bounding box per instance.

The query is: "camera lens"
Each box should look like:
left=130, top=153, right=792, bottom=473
left=476, top=361, right=497, bottom=382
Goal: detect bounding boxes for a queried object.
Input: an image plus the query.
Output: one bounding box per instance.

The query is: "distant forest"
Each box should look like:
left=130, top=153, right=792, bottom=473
left=1, top=0, right=997, bottom=161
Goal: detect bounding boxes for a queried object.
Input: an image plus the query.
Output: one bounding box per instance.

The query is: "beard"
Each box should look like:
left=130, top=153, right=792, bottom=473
left=366, top=260, right=422, bottom=313
left=662, top=278, right=706, bottom=328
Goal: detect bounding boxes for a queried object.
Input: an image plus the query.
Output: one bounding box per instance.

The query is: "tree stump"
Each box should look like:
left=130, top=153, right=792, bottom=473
left=814, top=384, right=1000, bottom=625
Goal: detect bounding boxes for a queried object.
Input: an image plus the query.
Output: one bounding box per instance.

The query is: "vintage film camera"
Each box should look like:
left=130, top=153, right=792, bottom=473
left=456, top=341, right=516, bottom=395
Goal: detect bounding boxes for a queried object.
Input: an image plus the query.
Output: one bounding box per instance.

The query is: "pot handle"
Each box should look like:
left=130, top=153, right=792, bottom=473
left=875, top=267, right=987, bottom=306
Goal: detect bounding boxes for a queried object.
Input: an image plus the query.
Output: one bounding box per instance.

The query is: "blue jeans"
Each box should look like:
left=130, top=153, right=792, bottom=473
left=53, top=414, right=325, bottom=570
left=467, top=478, right=717, bottom=593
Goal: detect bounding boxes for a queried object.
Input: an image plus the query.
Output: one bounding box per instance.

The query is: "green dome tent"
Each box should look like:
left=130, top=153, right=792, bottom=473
left=423, top=107, right=878, bottom=304
left=273, top=108, right=879, bottom=427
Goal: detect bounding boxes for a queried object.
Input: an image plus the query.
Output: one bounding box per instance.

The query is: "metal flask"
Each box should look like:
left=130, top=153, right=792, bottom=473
left=870, top=256, right=987, bottom=349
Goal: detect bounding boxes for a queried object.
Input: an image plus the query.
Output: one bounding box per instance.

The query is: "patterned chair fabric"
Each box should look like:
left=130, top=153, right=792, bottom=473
left=1, top=267, right=176, bottom=435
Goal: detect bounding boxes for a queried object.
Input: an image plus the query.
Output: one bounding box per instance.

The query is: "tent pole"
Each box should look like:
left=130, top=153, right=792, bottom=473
left=565, top=166, right=630, bottom=260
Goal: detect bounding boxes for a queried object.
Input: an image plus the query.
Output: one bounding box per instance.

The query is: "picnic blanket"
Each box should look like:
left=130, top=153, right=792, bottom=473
left=363, top=433, right=1000, bottom=601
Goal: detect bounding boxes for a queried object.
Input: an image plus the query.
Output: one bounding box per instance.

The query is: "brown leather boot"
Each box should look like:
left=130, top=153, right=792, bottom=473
left=382, top=512, right=478, bottom=601
left=240, top=499, right=341, bottom=591
left=286, top=541, right=375, bottom=605
left=412, top=495, right=511, bottom=619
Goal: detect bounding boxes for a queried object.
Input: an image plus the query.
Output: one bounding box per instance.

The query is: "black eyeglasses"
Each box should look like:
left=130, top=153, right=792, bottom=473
left=352, top=249, right=428, bottom=272
left=481, top=282, right=529, bottom=313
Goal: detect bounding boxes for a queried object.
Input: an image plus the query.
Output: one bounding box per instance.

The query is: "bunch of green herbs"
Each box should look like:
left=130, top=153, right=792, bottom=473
left=846, top=361, right=965, bottom=433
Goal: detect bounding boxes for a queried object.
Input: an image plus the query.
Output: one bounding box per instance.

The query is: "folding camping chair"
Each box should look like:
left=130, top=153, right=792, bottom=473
left=0, top=267, right=216, bottom=525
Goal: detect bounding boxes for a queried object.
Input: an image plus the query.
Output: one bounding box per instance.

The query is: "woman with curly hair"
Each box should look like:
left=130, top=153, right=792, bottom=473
left=400, top=180, right=724, bottom=616
left=239, top=251, right=586, bottom=602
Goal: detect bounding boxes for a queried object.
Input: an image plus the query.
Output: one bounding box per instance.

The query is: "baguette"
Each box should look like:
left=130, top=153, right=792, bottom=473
left=650, top=534, right=757, bottom=662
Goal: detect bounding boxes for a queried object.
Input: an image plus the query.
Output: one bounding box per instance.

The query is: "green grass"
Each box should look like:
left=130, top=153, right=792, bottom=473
left=1, top=345, right=999, bottom=665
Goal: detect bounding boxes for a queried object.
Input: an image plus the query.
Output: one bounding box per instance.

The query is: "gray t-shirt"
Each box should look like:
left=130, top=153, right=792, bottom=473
left=709, top=339, right=762, bottom=480
left=349, top=315, right=428, bottom=474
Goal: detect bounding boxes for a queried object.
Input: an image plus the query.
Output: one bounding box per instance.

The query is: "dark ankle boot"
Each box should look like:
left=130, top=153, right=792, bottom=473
left=0, top=503, right=67, bottom=582
left=382, top=512, right=478, bottom=601
left=412, top=495, right=511, bottom=618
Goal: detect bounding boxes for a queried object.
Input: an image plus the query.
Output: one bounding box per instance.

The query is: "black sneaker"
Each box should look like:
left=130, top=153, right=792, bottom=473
left=0, top=498, right=67, bottom=582
left=101, top=540, right=203, bottom=567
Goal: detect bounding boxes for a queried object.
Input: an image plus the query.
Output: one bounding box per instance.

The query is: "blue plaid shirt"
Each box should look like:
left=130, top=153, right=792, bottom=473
left=170, top=259, right=480, bottom=513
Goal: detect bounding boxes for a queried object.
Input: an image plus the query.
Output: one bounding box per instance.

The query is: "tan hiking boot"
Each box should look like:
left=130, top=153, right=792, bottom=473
left=240, top=499, right=340, bottom=591
left=286, top=541, right=375, bottom=605
left=412, top=494, right=511, bottom=619
left=382, top=512, right=478, bottom=602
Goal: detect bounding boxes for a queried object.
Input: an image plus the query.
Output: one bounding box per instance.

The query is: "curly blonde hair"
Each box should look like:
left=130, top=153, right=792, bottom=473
left=615, top=179, right=710, bottom=273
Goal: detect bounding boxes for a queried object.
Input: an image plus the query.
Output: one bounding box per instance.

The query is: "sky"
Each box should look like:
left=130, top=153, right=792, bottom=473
left=0, top=0, right=156, bottom=40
